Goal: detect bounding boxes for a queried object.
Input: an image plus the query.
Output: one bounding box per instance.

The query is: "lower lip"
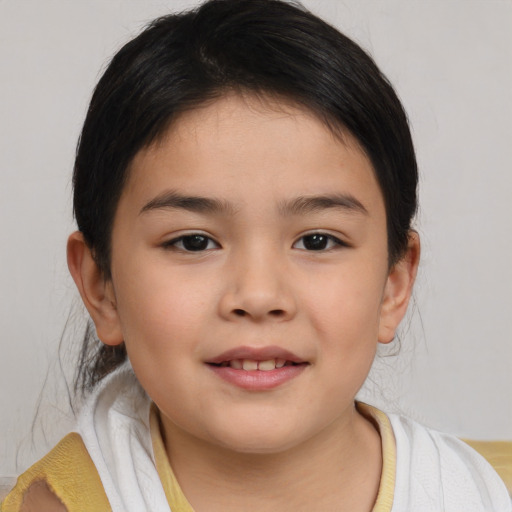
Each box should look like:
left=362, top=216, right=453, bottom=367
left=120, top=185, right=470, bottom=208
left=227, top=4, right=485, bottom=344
left=208, top=364, right=307, bottom=390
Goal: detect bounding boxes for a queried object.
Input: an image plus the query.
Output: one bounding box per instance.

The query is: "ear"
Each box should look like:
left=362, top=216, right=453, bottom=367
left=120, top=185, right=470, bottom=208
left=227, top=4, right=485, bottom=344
left=378, top=231, right=420, bottom=344
left=67, top=231, right=124, bottom=346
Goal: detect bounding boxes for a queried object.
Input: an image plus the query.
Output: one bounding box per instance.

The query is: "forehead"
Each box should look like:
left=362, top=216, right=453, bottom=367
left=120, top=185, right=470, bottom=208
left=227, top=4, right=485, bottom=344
left=122, top=93, right=382, bottom=212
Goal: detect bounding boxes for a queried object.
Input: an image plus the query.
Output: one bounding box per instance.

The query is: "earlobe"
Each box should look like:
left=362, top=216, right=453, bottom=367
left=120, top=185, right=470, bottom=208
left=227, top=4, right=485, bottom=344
left=67, top=231, right=124, bottom=346
left=378, top=231, right=420, bottom=344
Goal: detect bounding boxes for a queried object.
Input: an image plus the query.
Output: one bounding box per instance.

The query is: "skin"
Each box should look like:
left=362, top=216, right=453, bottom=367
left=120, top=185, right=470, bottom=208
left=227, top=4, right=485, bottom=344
left=20, top=480, right=66, bottom=512
left=67, top=94, right=419, bottom=512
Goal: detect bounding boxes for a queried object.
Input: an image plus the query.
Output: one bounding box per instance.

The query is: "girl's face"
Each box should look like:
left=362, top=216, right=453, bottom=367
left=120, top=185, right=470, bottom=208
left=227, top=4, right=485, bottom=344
left=81, top=94, right=416, bottom=454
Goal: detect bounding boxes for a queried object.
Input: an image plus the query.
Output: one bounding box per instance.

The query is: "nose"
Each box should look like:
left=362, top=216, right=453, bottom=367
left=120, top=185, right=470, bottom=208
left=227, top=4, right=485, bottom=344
left=218, top=250, right=297, bottom=322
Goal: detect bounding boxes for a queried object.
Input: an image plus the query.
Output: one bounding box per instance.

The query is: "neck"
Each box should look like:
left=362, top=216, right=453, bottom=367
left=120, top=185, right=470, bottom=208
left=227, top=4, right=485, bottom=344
left=160, top=404, right=382, bottom=512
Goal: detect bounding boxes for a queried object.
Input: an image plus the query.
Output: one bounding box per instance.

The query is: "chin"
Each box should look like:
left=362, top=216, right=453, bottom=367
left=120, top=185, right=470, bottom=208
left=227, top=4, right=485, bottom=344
left=207, top=419, right=310, bottom=456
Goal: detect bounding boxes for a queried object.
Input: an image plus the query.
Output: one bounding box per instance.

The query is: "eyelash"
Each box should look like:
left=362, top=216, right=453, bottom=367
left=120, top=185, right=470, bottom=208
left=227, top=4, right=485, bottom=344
left=162, top=234, right=220, bottom=252
left=162, top=232, right=347, bottom=253
left=292, top=233, right=347, bottom=251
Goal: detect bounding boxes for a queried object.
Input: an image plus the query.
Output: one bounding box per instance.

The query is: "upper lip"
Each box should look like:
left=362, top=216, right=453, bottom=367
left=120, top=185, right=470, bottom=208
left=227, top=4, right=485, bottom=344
left=206, top=345, right=306, bottom=365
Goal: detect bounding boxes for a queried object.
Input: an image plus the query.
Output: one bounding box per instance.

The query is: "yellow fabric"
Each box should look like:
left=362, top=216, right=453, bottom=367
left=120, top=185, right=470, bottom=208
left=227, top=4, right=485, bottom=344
left=357, top=403, right=397, bottom=512
left=1, top=402, right=399, bottom=512
left=1, top=433, right=110, bottom=512
left=462, top=439, right=512, bottom=495
left=150, top=402, right=398, bottom=512
left=0, top=411, right=199, bottom=512
left=150, top=405, right=195, bottom=512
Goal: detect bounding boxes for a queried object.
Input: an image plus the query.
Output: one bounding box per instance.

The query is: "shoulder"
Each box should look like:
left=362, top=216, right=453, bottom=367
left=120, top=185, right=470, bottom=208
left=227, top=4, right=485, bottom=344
left=2, top=433, right=110, bottom=512
left=388, top=413, right=512, bottom=512
left=18, top=480, right=66, bottom=512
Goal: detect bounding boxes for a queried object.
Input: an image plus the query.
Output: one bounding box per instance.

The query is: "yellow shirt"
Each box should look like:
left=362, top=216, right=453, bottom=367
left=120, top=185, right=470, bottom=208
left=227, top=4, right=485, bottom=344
left=1, top=403, right=396, bottom=512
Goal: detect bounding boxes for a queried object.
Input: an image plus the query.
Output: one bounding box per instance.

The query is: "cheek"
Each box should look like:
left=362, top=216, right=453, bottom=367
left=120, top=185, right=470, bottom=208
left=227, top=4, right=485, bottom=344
left=303, top=265, right=386, bottom=394
left=112, top=269, right=209, bottom=405
left=304, top=266, right=385, bottom=339
left=112, top=264, right=211, bottom=355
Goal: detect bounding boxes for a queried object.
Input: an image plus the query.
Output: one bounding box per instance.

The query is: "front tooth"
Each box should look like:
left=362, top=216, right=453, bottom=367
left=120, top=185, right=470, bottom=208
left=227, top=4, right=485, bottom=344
left=242, top=359, right=258, bottom=371
left=230, top=359, right=243, bottom=369
left=258, top=359, right=276, bottom=371
left=275, top=358, right=286, bottom=368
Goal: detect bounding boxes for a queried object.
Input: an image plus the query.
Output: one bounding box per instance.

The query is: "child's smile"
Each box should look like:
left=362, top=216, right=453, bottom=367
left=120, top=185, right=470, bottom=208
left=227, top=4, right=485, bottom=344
left=205, top=345, right=309, bottom=390
left=98, top=93, right=411, bottom=457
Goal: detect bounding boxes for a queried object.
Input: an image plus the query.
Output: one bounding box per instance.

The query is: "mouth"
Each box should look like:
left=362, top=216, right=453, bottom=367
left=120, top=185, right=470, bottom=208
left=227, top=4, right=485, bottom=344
left=205, top=346, right=309, bottom=390
left=208, top=358, right=304, bottom=371
left=206, top=345, right=307, bottom=369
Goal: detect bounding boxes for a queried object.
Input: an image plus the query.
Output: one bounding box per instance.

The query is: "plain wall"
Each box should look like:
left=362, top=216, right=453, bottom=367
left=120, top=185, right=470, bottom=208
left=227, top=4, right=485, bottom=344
left=1, top=0, right=511, bottom=478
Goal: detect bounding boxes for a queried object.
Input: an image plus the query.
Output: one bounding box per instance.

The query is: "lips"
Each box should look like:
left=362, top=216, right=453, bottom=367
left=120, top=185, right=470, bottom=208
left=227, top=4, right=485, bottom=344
left=206, top=345, right=306, bottom=366
left=206, top=346, right=308, bottom=390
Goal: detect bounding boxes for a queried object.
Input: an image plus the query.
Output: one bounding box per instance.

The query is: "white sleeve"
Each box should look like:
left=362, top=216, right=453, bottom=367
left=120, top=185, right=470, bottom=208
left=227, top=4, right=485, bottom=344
left=389, top=414, right=511, bottom=512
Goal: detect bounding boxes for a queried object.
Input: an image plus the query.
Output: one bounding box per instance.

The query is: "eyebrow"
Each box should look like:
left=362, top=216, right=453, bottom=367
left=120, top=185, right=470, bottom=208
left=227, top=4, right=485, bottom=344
left=140, top=190, right=367, bottom=217
left=140, top=190, right=236, bottom=216
left=278, top=194, right=368, bottom=216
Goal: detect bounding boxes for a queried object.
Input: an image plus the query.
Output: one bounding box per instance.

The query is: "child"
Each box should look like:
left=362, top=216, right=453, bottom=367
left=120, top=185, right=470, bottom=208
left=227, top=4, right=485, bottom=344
left=2, top=0, right=510, bottom=511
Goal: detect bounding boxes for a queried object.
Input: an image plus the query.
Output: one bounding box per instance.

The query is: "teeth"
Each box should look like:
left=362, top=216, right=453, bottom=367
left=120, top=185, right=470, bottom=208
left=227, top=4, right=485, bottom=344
left=258, top=359, right=276, bottom=371
left=242, top=359, right=258, bottom=371
left=223, top=358, right=295, bottom=370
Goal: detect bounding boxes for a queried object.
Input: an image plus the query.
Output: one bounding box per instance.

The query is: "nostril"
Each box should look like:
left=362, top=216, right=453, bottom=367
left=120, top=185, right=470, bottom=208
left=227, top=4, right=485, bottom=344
left=231, top=308, right=285, bottom=318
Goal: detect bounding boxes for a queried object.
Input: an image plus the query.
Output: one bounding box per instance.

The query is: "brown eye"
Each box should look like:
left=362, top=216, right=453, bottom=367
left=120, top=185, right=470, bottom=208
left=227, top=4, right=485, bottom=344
left=165, top=234, right=219, bottom=252
left=293, top=233, right=343, bottom=251
left=304, top=234, right=328, bottom=250
left=182, top=235, right=210, bottom=251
